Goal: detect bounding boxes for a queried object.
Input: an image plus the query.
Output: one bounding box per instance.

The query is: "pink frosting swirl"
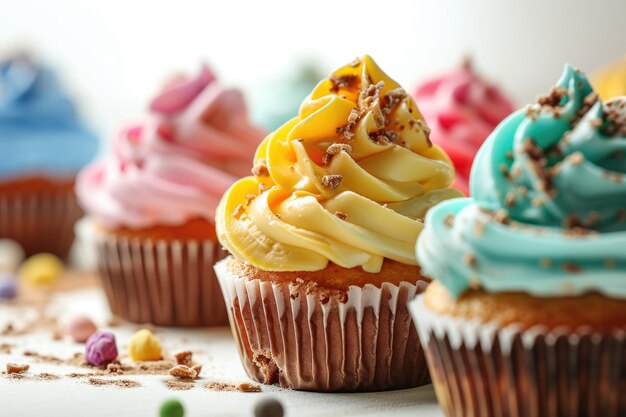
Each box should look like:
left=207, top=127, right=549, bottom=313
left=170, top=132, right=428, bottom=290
left=413, top=60, right=515, bottom=195
left=77, top=65, right=266, bottom=229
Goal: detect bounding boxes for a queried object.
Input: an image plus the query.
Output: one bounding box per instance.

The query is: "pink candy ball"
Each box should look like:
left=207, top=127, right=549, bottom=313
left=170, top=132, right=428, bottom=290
left=85, top=331, right=118, bottom=366
left=66, top=316, right=98, bottom=343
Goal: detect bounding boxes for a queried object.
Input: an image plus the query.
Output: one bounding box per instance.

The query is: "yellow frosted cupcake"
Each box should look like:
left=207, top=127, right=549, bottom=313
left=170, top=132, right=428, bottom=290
left=214, top=55, right=462, bottom=392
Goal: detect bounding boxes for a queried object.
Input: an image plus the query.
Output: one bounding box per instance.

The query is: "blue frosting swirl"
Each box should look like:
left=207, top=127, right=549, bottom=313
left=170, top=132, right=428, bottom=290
left=417, top=65, right=626, bottom=299
left=0, top=57, right=98, bottom=178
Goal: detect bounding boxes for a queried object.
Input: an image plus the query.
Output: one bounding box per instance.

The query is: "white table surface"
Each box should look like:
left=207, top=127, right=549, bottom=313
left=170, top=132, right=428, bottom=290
left=0, top=276, right=444, bottom=417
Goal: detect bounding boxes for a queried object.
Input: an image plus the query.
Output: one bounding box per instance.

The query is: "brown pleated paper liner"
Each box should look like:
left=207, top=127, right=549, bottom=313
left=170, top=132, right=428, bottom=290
left=409, top=295, right=626, bottom=417
left=83, top=221, right=229, bottom=327
left=0, top=188, right=82, bottom=258
left=215, top=257, right=432, bottom=392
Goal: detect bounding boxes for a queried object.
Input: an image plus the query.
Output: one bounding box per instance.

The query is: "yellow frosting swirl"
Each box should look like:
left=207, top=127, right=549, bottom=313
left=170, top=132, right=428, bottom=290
left=216, top=55, right=462, bottom=272
left=592, top=56, right=626, bottom=100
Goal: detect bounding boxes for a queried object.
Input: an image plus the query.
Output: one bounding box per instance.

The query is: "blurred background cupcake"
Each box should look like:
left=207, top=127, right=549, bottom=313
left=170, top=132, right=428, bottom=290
left=251, top=57, right=325, bottom=132
left=76, top=64, right=265, bottom=327
left=410, top=65, right=626, bottom=417
left=592, top=54, right=626, bottom=100
left=413, top=58, right=515, bottom=195
left=215, top=55, right=462, bottom=392
left=0, top=53, right=98, bottom=259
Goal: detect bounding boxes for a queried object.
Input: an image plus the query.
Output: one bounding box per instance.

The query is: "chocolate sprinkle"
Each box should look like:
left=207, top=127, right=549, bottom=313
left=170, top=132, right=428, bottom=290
left=329, top=74, right=359, bottom=93
left=251, top=159, right=269, bottom=177
left=369, top=129, right=399, bottom=145
left=321, top=175, right=342, bottom=190
left=322, top=143, right=352, bottom=165
left=562, top=262, right=582, bottom=273
left=334, top=211, right=348, bottom=220
left=444, top=213, right=455, bottom=228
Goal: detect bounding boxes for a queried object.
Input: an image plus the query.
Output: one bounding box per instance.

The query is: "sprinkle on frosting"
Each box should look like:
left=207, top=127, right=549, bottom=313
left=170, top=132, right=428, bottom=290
left=251, top=159, right=269, bottom=176
left=321, top=175, right=342, bottom=189
left=322, top=143, right=352, bottom=165
left=329, top=75, right=359, bottom=93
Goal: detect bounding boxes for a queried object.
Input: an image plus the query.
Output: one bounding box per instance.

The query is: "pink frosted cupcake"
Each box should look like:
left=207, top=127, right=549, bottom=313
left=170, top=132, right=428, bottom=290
left=413, top=59, right=515, bottom=194
left=76, top=64, right=265, bottom=326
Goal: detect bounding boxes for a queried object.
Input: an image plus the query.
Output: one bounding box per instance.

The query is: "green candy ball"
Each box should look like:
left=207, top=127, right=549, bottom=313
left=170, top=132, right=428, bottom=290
left=159, top=399, right=184, bottom=417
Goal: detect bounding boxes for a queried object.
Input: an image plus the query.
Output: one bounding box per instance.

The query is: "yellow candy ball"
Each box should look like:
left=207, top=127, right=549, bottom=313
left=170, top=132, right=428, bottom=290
left=19, top=253, right=64, bottom=286
left=128, top=329, right=162, bottom=361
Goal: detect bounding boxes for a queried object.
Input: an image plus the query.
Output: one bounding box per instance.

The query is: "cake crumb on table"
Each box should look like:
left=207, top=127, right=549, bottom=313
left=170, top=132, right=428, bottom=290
left=6, top=363, right=29, bottom=374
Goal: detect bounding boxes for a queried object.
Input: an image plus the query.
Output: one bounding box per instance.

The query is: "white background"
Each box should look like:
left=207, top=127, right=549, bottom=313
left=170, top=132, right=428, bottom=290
left=1, top=0, right=625, bottom=145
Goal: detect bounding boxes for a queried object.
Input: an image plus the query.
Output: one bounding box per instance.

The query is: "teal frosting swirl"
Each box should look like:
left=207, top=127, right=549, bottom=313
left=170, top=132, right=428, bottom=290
left=416, top=65, right=626, bottom=299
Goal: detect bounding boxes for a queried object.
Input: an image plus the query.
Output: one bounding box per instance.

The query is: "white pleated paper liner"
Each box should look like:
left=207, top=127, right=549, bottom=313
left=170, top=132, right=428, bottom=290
left=79, top=218, right=229, bottom=327
left=0, top=188, right=82, bottom=258
left=215, top=256, right=432, bottom=392
left=409, top=295, right=626, bottom=417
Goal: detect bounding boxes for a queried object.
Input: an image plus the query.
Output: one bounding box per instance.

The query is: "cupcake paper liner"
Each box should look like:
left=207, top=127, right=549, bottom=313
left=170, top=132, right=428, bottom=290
left=409, top=295, right=626, bottom=417
left=215, top=257, right=431, bottom=392
left=82, top=220, right=229, bottom=327
left=0, top=188, right=81, bottom=258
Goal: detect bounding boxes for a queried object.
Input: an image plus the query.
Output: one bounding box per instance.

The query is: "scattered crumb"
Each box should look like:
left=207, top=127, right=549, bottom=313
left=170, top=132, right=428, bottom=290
left=204, top=381, right=237, bottom=392
left=106, top=317, right=122, bottom=327
left=236, top=382, right=262, bottom=392
left=22, top=350, right=84, bottom=367
left=169, top=365, right=197, bottom=380
left=1, top=323, right=15, bottom=336
left=51, top=328, right=63, bottom=341
left=109, top=359, right=176, bottom=376
left=165, top=380, right=196, bottom=391
left=67, top=372, right=100, bottom=378
left=37, top=373, right=61, bottom=381
left=174, top=351, right=193, bottom=367
left=7, top=363, right=29, bottom=374
left=87, top=377, right=141, bottom=389
left=3, top=373, right=27, bottom=380
left=204, top=381, right=262, bottom=392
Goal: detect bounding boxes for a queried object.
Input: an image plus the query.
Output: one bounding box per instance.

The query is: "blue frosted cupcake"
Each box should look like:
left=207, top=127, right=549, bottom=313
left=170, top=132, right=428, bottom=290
left=410, top=65, right=626, bottom=417
left=0, top=55, right=98, bottom=257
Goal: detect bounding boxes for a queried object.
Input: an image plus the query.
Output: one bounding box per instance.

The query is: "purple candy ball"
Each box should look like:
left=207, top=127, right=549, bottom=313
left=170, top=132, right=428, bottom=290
left=85, top=331, right=118, bottom=366
left=0, top=276, right=17, bottom=300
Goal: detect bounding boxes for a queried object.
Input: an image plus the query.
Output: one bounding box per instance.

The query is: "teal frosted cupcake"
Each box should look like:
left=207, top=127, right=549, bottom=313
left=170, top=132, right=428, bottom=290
left=251, top=59, right=324, bottom=131
left=0, top=55, right=98, bottom=257
left=410, top=65, right=626, bottom=417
